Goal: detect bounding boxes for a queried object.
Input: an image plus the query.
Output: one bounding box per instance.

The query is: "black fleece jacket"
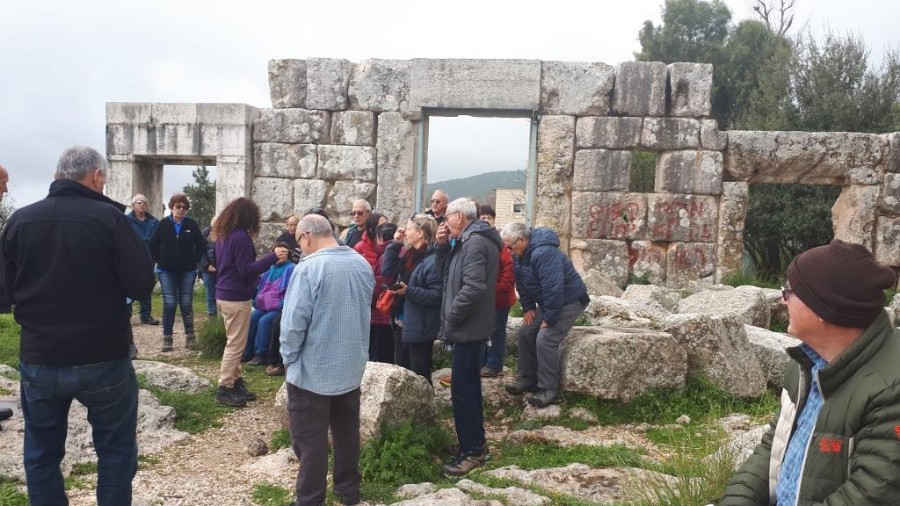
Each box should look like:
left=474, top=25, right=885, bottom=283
left=149, top=215, right=206, bottom=271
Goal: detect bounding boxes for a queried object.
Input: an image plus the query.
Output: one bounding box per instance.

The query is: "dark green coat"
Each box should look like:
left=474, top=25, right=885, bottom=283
left=721, top=311, right=900, bottom=505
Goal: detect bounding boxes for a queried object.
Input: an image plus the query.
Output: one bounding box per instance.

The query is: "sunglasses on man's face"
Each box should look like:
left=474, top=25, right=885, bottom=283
left=351, top=211, right=368, bottom=217
left=133, top=200, right=147, bottom=205
left=431, top=199, right=445, bottom=204
left=781, top=285, right=794, bottom=301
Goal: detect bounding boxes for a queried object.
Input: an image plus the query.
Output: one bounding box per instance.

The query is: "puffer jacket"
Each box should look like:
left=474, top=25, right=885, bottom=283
left=436, top=220, right=501, bottom=344
left=513, top=228, right=587, bottom=326
left=720, top=310, right=900, bottom=505
left=399, top=252, right=441, bottom=343
left=495, top=245, right=516, bottom=309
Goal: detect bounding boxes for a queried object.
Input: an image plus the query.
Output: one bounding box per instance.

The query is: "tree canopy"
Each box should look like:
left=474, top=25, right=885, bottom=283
left=183, top=166, right=216, bottom=229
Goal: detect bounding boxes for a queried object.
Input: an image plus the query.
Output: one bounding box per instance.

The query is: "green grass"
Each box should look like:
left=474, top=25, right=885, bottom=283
left=0, top=476, right=28, bottom=506
left=489, top=441, right=645, bottom=470
left=270, top=428, right=291, bottom=451
left=64, top=462, right=98, bottom=490
left=197, top=315, right=227, bottom=359
left=0, top=314, right=20, bottom=369
left=136, top=374, right=231, bottom=434
left=251, top=482, right=293, bottom=506
left=359, top=421, right=454, bottom=489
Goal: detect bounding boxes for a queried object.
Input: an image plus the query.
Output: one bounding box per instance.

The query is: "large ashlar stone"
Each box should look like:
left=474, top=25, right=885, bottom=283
left=647, top=194, right=718, bottom=242
left=571, top=192, right=646, bottom=240
left=375, top=112, right=417, bottom=224
left=667, top=62, right=713, bottom=117
left=582, top=269, right=624, bottom=297
left=540, top=61, right=616, bottom=115
left=725, top=131, right=888, bottom=184
left=330, top=181, right=376, bottom=227
left=621, top=284, right=682, bottom=312
left=253, top=109, right=330, bottom=144
left=254, top=143, right=317, bottom=178
left=317, top=145, right=376, bottom=182
left=408, top=59, right=541, bottom=117
left=887, top=133, right=900, bottom=173
left=662, top=313, right=767, bottom=397
left=575, top=117, right=642, bottom=149
left=641, top=118, right=700, bottom=150
left=628, top=241, right=668, bottom=286
left=568, top=239, right=629, bottom=287
left=612, top=61, right=667, bottom=117
left=677, top=285, right=771, bottom=328
left=716, top=182, right=750, bottom=282
left=305, top=58, right=352, bottom=111
left=359, top=362, right=434, bottom=443
left=833, top=185, right=879, bottom=252
left=107, top=102, right=152, bottom=124
left=744, top=324, right=801, bottom=388
left=701, top=119, right=727, bottom=150
left=573, top=149, right=631, bottom=191
left=252, top=177, right=294, bottom=221
left=268, top=59, right=307, bottom=109
left=196, top=103, right=260, bottom=126
left=534, top=116, right=575, bottom=233
left=655, top=150, right=723, bottom=195
left=583, top=295, right=670, bottom=329
left=200, top=124, right=253, bottom=158
left=874, top=215, right=900, bottom=266
left=561, top=327, right=686, bottom=400
left=293, top=179, right=329, bottom=214
left=132, top=360, right=210, bottom=394
left=348, top=59, right=409, bottom=112
left=761, top=287, right=789, bottom=329
left=329, top=110, right=375, bottom=146
left=215, top=156, right=253, bottom=215
left=107, top=123, right=200, bottom=157
left=881, top=173, right=900, bottom=214
left=666, top=242, right=716, bottom=286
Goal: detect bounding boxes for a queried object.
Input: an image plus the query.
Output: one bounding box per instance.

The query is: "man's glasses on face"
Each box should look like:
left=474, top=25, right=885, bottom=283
left=431, top=199, right=445, bottom=204
left=133, top=200, right=147, bottom=205
left=781, top=285, right=794, bottom=301
left=350, top=211, right=368, bottom=217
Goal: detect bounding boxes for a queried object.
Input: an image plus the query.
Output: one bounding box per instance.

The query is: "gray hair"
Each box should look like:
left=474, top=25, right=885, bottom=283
left=500, top=221, right=531, bottom=243
left=131, top=193, right=148, bottom=204
left=55, top=145, right=107, bottom=181
left=298, top=214, right=334, bottom=238
left=353, top=199, right=372, bottom=212
left=446, top=198, right=477, bottom=220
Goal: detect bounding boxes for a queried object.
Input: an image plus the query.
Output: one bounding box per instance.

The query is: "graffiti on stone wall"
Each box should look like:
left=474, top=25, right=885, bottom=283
left=587, top=201, right=642, bottom=240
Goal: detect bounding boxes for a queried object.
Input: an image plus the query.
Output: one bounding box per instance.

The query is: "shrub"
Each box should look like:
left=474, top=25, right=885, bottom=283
left=198, top=315, right=227, bottom=358
left=359, top=421, right=452, bottom=487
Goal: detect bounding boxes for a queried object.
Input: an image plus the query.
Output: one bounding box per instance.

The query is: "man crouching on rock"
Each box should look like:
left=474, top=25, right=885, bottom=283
left=717, top=240, right=900, bottom=505
left=280, top=214, right=374, bottom=506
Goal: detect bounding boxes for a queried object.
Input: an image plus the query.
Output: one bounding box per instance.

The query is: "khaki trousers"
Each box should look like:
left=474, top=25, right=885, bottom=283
left=218, top=300, right=252, bottom=388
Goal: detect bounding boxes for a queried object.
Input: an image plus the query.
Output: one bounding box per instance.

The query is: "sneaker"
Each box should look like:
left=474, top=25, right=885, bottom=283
left=480, top=367, right=502, bottom=378
left=265, top=365, right=285, bottom=376
left=442, top=444, right=489, bottom=477
left=247, top=356, right=266, bottom=366
left=438, top=374, right=452, bottom=388
left=141, top=317, right=160, bottom=325
left=527, top=389, right=560, bottom=408
left=233, top=378, right=257, bottom=401
left=504, top=378, right=538, bottom=395
left=215, top=386, right=247, bottom=407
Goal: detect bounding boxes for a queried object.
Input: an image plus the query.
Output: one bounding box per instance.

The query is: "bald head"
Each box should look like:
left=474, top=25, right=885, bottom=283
left=0, top=164, right=8, bottom=201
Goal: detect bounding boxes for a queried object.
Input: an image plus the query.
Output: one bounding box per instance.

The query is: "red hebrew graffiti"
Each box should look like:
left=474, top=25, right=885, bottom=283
left=587, top=201, right=641, bottom=240
left=650, top=198, right=715, bottom=242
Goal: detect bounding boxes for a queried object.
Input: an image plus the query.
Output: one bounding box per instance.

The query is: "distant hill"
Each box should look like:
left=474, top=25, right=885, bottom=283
left=426, top=170, right=526, bottom=207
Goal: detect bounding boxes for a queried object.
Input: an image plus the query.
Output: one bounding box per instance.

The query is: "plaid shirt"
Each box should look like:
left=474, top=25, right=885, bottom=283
left=776, top=344, right=828, bottom=506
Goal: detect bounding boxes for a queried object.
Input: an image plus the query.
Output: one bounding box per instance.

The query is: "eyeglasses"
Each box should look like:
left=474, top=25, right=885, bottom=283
left=350, top=210, right=368, bottom=217
left=173, top=204, right=188, bottom=210
left=781, top=285, right=794, bottom=301
left=133, top=200, right=147, bottom=205
left=431, top=199, right=445, bottom=204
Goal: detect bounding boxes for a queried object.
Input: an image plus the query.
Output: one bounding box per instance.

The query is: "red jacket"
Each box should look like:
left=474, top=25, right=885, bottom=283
left=357, top=236, right=391, bottom=326
left=496, top=245, right=516, bottom=309
left=354, top=233, right=380, bottom=268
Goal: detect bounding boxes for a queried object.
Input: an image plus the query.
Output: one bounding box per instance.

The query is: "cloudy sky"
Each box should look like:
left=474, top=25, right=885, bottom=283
left=1, top=0, right=896, bottom=209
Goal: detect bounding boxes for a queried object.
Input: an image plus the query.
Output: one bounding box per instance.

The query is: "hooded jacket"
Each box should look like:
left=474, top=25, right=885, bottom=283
left=513, top=227, right=587, bottom=327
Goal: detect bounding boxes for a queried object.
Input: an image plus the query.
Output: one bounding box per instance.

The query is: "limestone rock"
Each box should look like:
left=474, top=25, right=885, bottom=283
left=576, top=117, right=642, bottom=149
left=268, top=59, right=307, bottom=109
left=359, top=362, right=434, bottom=443
left=834, top=185, right=880, bottom=252
left=666, top=242, right=716, bottom=287
left=561, top=326, right=686, bottom=400
left=329, top=111, right=375, bottom=146
left=570, top=192, right=647, bottom=241
left=254, top=143, right=317, bottom=179
left=621, top=284, right=681, bottom=312
left=654, top=150, right=722, bottom=195
left=391, top=487, right=502, bottom=505
left=375, top=112, right=417, bottom=224
left=661, top=313, right=767, bottom=397
left=676, top=414, right=691, bottom=425
left=568, top=239, right=629, bottom=287
left=760, top=287, right=789, bottom=329
left=701, top=119, right=727, bottom=150
left=275, top=381, right=289, bottom=428
left=521, top=403, right=561, bottom=421
left=628, top=241, right=668, bottom=286
left=241, top=447, right=298, bottom=480
left=890, top=293, right=900, bottom=325
left=317, top=145, right=376, bottom=182
left=641, top=118, right=700, bottom=150
left=541, top=61, right=615, bottom=116
left=677, top=285, right=770, bottom=328
left=246, top=438, right=268, bottom=457
left=712, top=420, right=770, bottom=471
left=395, top=482, right=438, bottom=499
left=254, top=109, right=330, bottom=144
left=716, top=182, right=750, bottom=282
left=743, top=324, right=800, bottom=388
left=875, top=215, right=900, bottom=266
left=132, top=360, right=211, bottom=394
left=582, top=269, right=624, bottom=297
left=582, top=295, right=670, bottom=329
left=330, top=182, right=376, bottom=227
left=252, top=177, right=295, bottom=221
left=506, top=316, right=523, bottom=355
left=306, top=58, right=352, bottom=110
left=348, top=59, right=409, bottom=112
left=613, top=62, right=667, bottom=117
left=568, top=407, right=598, bottom=423
left=646, top=194, right=718, bottom=243
left=887, top=132, right=900, bottom=173
left=456, top=479, right=551, bottom=506
left=534, top=115, right=575, bottom=233
left=881, top=174, right=900, bottom=214
left=293, top=179, right=329, bottom=215
left=505, top=424, right=651, bottom=452
left=667, top=63, right=713, bottom=117
left=573, top=149, right=631, bottom=191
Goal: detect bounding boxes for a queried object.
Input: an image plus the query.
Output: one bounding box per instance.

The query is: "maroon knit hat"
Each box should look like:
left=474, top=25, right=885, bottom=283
left=786, top=240, right=897, bottom=328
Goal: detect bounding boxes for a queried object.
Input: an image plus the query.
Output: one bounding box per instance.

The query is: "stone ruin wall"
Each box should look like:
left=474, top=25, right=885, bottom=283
left=105, top=58, right=900, bottom=288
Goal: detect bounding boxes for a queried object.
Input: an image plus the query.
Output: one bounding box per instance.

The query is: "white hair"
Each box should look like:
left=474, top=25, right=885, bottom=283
left=446, top=198, right=477, bottom=220
left=500, top=221, right=531, bottom=243
left=298, top=214, right=334, bottom=238
left=131, top=193, right=148, bottom=204
left=353, top=199, right=372, bottom=212
left=55, top=145, right=107, bottom=181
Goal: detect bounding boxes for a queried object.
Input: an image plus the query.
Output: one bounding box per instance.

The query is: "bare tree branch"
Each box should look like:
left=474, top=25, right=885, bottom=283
left=747, top=0, right=796, bottom=36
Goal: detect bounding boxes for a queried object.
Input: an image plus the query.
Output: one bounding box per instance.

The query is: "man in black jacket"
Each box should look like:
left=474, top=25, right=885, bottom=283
left=0, top=145, right=155, bottom=505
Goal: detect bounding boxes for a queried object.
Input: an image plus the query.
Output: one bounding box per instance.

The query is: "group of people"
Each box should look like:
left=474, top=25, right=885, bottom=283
left=4, top=146, right=900, bottom=505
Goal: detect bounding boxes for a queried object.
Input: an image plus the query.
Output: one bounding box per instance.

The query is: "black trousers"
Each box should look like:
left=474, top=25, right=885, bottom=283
left=406, top=340, right=434, bottom=385
left=287, top=384, right=361, bottom=506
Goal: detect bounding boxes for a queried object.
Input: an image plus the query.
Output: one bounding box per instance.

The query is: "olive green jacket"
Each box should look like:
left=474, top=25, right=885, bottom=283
left=720, top=311, right=900, bottom=505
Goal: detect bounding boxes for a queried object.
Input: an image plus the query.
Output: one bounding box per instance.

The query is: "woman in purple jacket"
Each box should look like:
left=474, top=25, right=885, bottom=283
left=211, top=198, right=289, bottom=407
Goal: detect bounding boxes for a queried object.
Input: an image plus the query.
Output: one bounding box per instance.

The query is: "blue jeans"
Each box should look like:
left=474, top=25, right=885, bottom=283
left=201, top=272, right=217, bottom=316
left=481, top=307, right=510, bottom=371
left=20, top=358, right=138, bottom=506
left=242, top=309, right=281, bottom=361
left=130, top=293, right=153, bottom=322
left=158, top=270, right=196, bottom=337
left=450, top=341, right=485, bottom=454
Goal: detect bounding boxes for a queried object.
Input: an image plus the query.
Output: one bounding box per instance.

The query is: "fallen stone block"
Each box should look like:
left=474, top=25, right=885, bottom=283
left=743, top=324, right=800, bottom=388
left=677, top=285, right=770, bottom=328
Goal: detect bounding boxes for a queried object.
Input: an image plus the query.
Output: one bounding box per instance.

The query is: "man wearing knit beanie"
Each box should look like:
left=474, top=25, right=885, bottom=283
left=720, top=240, right=900, bottom=505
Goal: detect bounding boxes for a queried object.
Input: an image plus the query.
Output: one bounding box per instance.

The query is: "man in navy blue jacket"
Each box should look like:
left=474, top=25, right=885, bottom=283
left=126, top=193, right=160, bottom=324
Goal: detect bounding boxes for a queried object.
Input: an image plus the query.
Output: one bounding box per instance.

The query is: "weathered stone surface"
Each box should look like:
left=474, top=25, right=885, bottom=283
left=252, top=177, right=294, bottom=221
left=215, top=156, right=253, bottom=215
left=457, top=479, right=551, bottom=506
left=395, top=482, right=438, bottom=500
left=330, top=181, right=376, bottom=227
left=612, top=61, right=667, bottom=117
left=760, top=287, right=789, bottom=329
left=268, top=59, right=307, bottom=109
left=107, top=123, right=199, bottom=157
left=253, top=143, right=317, bottom=178
left=575, top=117, right=642, bottom=149
left=655, top=150, right=723, bottom=195
left=540, top=61, right=616, bottom=115
left=293, top=179, right=329, bottom=214
left=246, top=438, right=268, bottom=457
left=375, top=112, right=417, bottom=224
left=621, top=284, right=681, bottom=312
left=317, top=145, right=376, bottom=182
left=328, top=110, right=375, bottom=146
left=348, top=59, right=409, bottom=112
left=725, top=131, right=888, bottom=184
left=744, top=324, right=800, bottom=388
left=391, top=487, right=501, bottom=506
left=668, top=62, right=713, bottom=117
left=521, top=403, right=562, bottom=421
left=666, top=242, right=716, bottom=286
left=197, top=103, right=260, bottom=126
left=641, top=118, right=700, bottom=150
left=887, top=133, right=900, bottom=173
left=132, top=360, right=211, bottom=394
left=628, top=241, right=668, bottom=285
left=647, top=194, right=718, bottom=242
left=240, top=447, right=297, bottom=480
left=568, top=239, right=629, bottom=287
left=573, top=149, right=631, bottom=191
left=107, top=102, right=152, bottom=124
left=677, top=284, right=770, bottom=328
left=408, top=59, right=541, bottom=116
left=701, top=119, right=727, bottom=150
left=151, top=102, right=198, bottom=124
left=881, top=174, right=900, bottom=214
left=359, top=362, right=433, bottom=443
left=200, top=124, right=253, bottom=157
left=305, top=58, right=352, bottom=110
left=662, top=313, right=767, bottom=397
left=710, top=414, right=770, bottom=470
left=571, top=192, right=646, bottom=240
left=874, top=215, right=900, bottom=266
left=256, top=222, right=284, bottom=256
left=505, top=424, right=652, bottom=452
left=253, top=109, right=330, bottom=144
left=582, top=269, right=624, bottom=297
left=716, top=182, right=750, bottom=282
left=583, top=295, right=670, bottom=329
left=833, top=185, right=879, bottom=252
left=561, top=326, right=685, bottom=400
left=534, top=116, right=575, bottom=233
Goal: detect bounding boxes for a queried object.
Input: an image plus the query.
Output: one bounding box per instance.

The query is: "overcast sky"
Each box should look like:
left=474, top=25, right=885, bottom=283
left=1, top=0, right=897, bottom=209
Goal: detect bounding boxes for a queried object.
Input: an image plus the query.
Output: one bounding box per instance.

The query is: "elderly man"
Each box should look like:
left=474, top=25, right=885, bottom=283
left=719, top=240, right=900, bottom=505
left=436, top=197, right=501, bottom=477
left=126, top=193, right=160, bottom=325
left=276, top=214, right=299, bottom=251
left=502, top=222, right=588, bottom=408
left=426, top=190, right=449, bottom=224
left=342, top=199, right=371, bottom=249
left=0, top=146, right=155, bottom=505
left=281, top=214, right=374, bottom=506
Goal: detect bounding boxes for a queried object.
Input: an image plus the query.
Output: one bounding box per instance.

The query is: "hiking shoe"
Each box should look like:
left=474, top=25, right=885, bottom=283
left=185, top=334, right=197, bottom=350
left=265, top=365, right=285, bottom=376
left=247, top=356, right=266, bottom=366
left=527, top=389, right=560, bottom=408
left=443, top=443, right=460, bottom=456
left=233, top=378, right=257, bottom=401
left=504, top=378, right=538, bottom=395
left=480, top=367, right=502, bottom=378
left=442, top=444, right=489, bottom=477
left=142, top=317, right=160, bottom=325
left=438, top=374, right=452, bottom=388
left=161, top=336, right=174, bottom=353
left=215, top=386, right=247, bottom=407
left=0, top=407, right=12, bottom=422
